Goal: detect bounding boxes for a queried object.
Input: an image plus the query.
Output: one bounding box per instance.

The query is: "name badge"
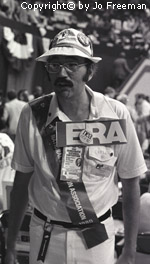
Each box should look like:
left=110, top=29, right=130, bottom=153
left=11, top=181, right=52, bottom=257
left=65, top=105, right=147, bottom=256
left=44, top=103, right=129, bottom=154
left=60, top=146, right=84, bottom=181
left=56, top=119, right=127, bottom=147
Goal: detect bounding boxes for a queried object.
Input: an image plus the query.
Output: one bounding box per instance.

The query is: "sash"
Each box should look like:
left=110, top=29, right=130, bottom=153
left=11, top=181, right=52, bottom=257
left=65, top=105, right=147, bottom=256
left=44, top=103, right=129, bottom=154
left=30, top=95, right=62, bottom=180
left=58, top=180, right=108, bottom=249
left=29, top=96, right=109, bottom=252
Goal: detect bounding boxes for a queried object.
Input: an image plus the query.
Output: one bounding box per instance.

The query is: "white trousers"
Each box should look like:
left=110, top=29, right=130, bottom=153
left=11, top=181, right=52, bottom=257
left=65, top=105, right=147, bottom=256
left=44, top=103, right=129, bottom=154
left=29, top=214, right=115, bottom=264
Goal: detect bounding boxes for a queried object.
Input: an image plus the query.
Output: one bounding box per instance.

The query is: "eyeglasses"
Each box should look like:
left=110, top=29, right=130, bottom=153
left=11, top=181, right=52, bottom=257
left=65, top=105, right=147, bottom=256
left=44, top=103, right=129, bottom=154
left=45, top=62, right=87, bottom=73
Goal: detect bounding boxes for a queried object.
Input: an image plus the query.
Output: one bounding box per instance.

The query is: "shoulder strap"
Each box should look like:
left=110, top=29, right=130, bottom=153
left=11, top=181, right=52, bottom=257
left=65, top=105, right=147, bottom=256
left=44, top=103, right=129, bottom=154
left=29, top=94, right=62, bottom=180
left=29, top=94, right=53, bottom=133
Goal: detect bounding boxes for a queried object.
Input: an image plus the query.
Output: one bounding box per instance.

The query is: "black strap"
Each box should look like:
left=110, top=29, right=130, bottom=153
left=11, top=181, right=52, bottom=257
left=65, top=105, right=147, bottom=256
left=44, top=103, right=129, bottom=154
left=34, top=208, right=111, bottom=228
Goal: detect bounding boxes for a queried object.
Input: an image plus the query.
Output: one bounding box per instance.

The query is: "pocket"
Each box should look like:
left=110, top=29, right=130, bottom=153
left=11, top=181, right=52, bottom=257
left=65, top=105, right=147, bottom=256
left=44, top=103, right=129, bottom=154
left=83, top=146, right=117, bottom=179
left=88, top=146, right=116, bottom=165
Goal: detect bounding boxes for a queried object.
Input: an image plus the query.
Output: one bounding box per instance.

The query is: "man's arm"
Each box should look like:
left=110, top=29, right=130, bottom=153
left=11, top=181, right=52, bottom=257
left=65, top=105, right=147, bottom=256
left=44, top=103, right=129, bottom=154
left=116, top=176, right=140, bottom=264
left=124, top=60, right=132, bottom=74
left=2, top=106, right=9, bottom=123
left=5, top=170, right=33, bottom=264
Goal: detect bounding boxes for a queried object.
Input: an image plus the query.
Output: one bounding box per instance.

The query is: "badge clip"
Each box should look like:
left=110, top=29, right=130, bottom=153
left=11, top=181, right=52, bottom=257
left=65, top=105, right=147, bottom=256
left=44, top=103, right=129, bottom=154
left=37, top=221, right=53, bottom=262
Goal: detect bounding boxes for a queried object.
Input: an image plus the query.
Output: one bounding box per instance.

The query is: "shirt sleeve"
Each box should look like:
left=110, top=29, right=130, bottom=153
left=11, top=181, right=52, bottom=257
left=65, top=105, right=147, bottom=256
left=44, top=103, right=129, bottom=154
left=11, top=104, right=34, bottom=173
left=116, top=106, right=147, bottom=179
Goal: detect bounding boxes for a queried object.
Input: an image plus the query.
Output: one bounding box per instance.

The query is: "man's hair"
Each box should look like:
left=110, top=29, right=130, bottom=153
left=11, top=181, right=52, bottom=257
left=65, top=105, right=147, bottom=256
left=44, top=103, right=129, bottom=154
left=84, top=59, right=98, bottom=82
left=85, top=59, right=98, bottom=75
left=117, top=94, right=128, bottom=105
left=17, top=89, right=29, bottom=102
left=104, top=87, right=115, bottom=95
left=7, top=90, right=17, bottom=100
left=136, top=93, right=147, bottom=100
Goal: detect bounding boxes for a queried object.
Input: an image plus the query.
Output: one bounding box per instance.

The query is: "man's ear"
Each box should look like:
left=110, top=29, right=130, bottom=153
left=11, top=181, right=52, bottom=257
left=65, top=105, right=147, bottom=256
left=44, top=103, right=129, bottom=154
left=84, top=63, right=95, bottom=82
left=87, top=63, right=95, bottom=81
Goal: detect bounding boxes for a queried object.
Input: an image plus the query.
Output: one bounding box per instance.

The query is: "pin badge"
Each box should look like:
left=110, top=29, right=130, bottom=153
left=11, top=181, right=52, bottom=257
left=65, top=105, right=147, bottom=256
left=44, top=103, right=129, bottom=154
left=77, top=33, right=90, bottom=47
left=79, top=129, right=93, bottom=144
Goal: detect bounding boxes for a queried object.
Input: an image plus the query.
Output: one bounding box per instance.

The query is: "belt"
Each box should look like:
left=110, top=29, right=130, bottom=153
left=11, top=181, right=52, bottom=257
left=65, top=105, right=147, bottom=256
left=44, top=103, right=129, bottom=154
left=36, top=208, right=110, bottom=261
left=34, top=208, right=111, bottom=228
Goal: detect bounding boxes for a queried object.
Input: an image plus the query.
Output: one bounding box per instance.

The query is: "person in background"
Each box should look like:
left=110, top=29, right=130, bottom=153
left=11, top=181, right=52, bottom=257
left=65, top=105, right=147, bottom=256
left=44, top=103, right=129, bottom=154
left=135, top=93, right=150, bottom=117
left=3, top=89, right=26, bottom=141
left=17, top=89, right=30, bottom=102
left=135, top=114, right=150, bottom=155
left=33, top=85, right=44, bottom=99
left=0, top=132, right=14, bottom=210
left=112, top=51, right=132, bottom=92
left=138, top=192, right=150, bottom=234
left=0, top=92, right=7, bottom=132
left=103, top=86, right=116, bottom=99
left=135, top=94, right=150, bottom=153
left=116, top=93, right=137, bottom=122
left=5, top=28, right=147, bottom=264
left=135, top=99, right=143, bottom=118
left=0, top=97, right=15, bottom=209
left=17, top=89, right=34, bottom=102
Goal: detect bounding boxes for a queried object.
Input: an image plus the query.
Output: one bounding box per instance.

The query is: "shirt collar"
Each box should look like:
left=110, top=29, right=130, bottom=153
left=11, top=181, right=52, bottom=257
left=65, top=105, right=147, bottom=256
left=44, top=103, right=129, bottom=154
left=86, top=85, right=118, bottom=120
left=46, top=93, right=70, bottom=126
left=46, top=86, right=118, bottom=126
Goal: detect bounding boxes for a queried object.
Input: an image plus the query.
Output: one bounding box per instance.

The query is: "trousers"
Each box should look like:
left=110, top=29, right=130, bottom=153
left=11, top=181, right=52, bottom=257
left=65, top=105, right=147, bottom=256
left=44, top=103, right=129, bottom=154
left=29, top=213, right=115, bottom=264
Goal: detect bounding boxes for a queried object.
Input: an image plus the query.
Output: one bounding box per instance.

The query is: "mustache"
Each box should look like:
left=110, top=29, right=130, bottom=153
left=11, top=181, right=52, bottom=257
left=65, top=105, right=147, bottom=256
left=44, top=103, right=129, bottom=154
left=54, top=78, right=73, bottom=87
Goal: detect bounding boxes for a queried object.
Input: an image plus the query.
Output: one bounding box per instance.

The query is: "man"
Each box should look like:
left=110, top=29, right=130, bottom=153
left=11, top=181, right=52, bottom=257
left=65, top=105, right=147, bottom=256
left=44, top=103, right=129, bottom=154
left=103, top=86, right=116, bottom=99
left=5, top=28, right=147, bottom=264
left=112, top=51, right=132, bottom=91
left=135, top=93, right=150, bottom=117
left=135, top=94, right=150, bottom=153
left=116, top=94, right=137, bottom=122
left=3, top=90, right=26, bottom=141
left=0, top=132, right=14, bottom=209
left=33, top=85, right=44, bottom=99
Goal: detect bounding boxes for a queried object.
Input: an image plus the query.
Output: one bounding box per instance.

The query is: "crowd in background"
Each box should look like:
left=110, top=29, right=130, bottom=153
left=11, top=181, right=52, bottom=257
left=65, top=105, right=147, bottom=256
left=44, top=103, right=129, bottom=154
left=0, top=0, right=150, bottom=54
left=103, top=88, right=150, bottom=161
left=0, top=85, right=44, bottom=209
left=0, top=86, right=44, bottom=139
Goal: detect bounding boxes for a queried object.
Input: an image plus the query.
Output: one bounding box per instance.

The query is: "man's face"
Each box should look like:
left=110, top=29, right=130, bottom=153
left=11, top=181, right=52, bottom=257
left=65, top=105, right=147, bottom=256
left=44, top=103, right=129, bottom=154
left=46, top=56, right=89, bottom=100
left=135, top=98, right=143, bottom=115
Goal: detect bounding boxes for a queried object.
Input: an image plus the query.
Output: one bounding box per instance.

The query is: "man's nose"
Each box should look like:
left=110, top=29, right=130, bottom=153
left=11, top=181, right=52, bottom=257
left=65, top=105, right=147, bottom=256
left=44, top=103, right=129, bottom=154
left=58, top=65, right=68, bottom=77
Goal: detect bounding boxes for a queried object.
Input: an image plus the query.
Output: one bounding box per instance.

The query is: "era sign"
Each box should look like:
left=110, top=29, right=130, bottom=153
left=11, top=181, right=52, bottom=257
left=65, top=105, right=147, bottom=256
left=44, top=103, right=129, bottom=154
left=56, top=119, right=127, bottom=147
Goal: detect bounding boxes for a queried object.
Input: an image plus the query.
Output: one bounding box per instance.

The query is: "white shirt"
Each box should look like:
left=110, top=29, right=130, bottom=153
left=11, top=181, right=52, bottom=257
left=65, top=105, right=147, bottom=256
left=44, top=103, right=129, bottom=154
left=4, top=98, right=26, bottom=135
left=12, top=87, right=147, bottom=221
